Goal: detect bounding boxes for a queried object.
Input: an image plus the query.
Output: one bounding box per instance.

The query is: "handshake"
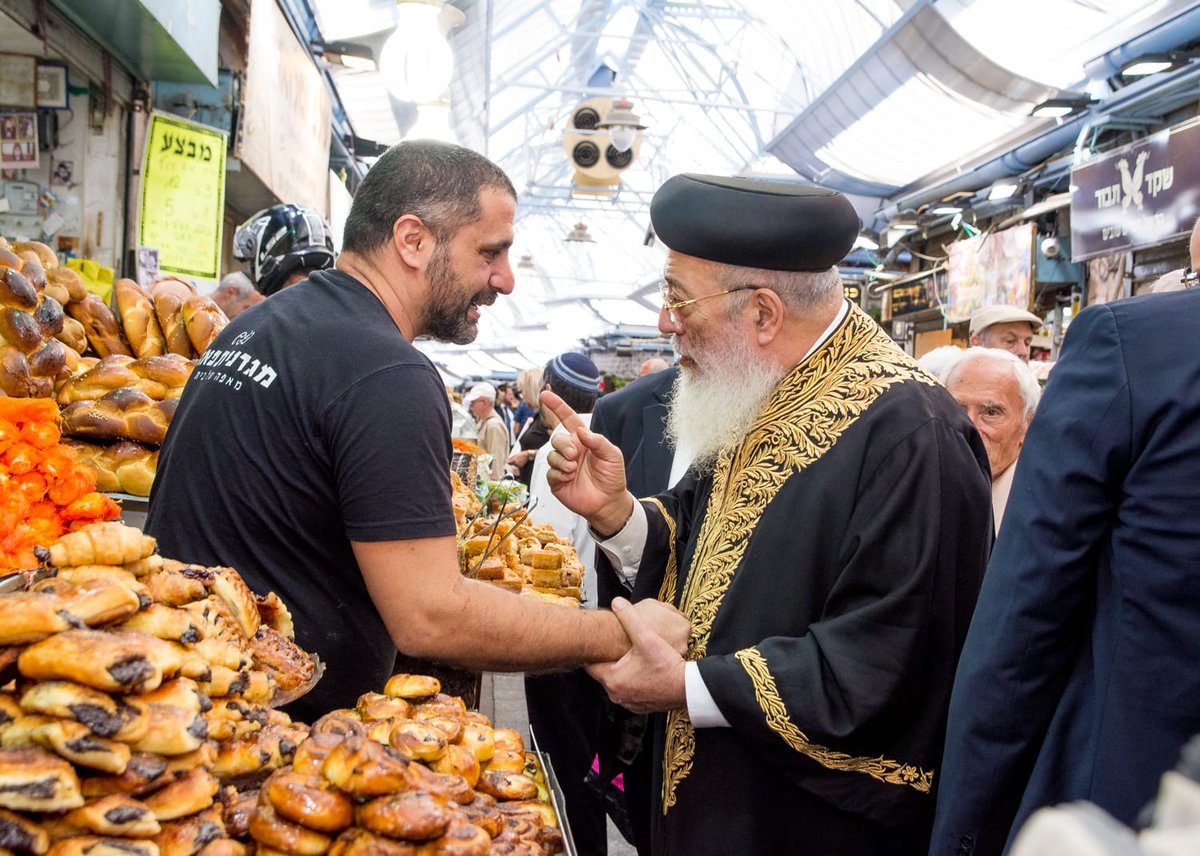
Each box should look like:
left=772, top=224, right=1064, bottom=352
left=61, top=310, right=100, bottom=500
left=588, top=597, right=692, bottom=715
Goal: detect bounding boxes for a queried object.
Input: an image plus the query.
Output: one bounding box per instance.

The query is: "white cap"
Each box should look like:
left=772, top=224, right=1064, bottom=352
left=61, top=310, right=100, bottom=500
left=463, top=382, right=497, bottom=406
left=969, top=305, right=1043, bottom=337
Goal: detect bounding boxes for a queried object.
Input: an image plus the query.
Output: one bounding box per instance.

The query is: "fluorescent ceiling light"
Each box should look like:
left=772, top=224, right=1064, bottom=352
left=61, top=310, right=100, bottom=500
left=1121, top=59, right=1174, bottom=76
left=853, top=234, right=879, bottom=251
left=931, top=205, right=963, bottom=216
left=989, top=181, right=1020, bottom=200
left=814, top=74, right=1025, bottom=187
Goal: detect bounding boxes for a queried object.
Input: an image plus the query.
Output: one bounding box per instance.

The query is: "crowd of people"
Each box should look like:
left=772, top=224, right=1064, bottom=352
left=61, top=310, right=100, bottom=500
left=143, top=139, right=1200, bottom=856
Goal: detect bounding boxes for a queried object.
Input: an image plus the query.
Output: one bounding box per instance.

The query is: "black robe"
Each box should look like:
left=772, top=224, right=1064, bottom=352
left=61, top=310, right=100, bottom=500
left=600, top=305, right=992, bottom=855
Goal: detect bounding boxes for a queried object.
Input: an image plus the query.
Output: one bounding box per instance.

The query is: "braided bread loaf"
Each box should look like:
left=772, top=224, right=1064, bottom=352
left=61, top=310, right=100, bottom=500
left=57, top=353, right=193, bottom=405
left=150, top=277, right=197, bottom=358
left=1, top=248, right=69, bottom=398
left=60, top=387, right=179, bottom=445
left=56, top=314, right=88, bottom=353
left=66, top=295, right=133, bottom=358
left=181, top=295, right=228, bottom=354
left=113, top=278, right=167, bottom=358
left=65, top=440, right=159, bottom=497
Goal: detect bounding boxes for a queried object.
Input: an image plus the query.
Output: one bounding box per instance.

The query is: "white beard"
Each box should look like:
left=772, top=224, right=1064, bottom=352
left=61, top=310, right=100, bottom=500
left=666, top=330, right=786, bottom=474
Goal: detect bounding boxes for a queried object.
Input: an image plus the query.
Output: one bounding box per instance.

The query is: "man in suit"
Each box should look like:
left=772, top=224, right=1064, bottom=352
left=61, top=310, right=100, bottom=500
left=930, top=216, right=1200, bottom=856
left=589, top=365, right=681, bottom=855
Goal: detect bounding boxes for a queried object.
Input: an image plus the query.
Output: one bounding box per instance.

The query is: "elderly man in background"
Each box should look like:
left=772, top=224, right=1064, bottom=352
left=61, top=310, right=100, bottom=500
left=543, top=174, right=992, bottom=855
left=930, top=217, right=1200, bottom=856
left=969, top=305, right=1043, bottom=362
left=941, top=347, right=1040, bottom=534
left=638, top=357, right=670, bottom=376
left=464, top=382, right=508, bottom=480
left=211, top=271, right=264, bottom=319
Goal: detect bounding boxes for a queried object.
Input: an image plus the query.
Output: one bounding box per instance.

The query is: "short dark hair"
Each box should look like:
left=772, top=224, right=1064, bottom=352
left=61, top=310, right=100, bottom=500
left=341, top=140, right=516, bottom=256
left=542, top=361, right=599, bottom=414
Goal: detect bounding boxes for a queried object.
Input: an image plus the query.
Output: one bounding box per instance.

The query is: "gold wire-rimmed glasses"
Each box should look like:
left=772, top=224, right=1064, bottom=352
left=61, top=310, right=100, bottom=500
left=1181, top=268, right=1199, bottom=288
left=658, top=283, right=758, bottom=324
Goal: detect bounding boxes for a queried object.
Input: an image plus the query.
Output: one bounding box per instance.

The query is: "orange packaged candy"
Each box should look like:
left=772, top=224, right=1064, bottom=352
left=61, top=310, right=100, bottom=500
left=0, top=396, right=120, bottom=568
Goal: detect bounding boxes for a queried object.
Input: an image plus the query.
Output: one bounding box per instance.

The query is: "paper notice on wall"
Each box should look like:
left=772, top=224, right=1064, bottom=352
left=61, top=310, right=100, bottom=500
left=138, top=112, right=226, bottom=281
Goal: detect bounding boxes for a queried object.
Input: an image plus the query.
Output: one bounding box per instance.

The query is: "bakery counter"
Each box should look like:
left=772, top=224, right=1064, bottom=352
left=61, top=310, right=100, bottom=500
left=112, top=493, right=149, bottom=531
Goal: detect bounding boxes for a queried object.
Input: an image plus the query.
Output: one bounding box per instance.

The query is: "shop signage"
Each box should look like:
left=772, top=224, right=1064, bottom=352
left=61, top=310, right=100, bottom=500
left=889, top=280, right=932, bottom=316
left=239, top=0, right=331, bottom=213
left=1070, top=118, right=1200, bottom=262
left=138, top=112, right=226, bottom=281
left=842, top=282, right=862, bottom=303
left=945, top=224, right=1034, bottom=322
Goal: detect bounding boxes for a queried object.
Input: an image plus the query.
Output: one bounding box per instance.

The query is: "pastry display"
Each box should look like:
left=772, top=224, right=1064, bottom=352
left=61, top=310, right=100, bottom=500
left=457, top=510, right=584, bottom=605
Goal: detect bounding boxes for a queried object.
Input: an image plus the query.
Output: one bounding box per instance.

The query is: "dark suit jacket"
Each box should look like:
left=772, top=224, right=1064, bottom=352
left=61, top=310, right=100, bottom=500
left=589, top=367, right=679, bottom=609
left=930, top=288, right=1200, bottom=856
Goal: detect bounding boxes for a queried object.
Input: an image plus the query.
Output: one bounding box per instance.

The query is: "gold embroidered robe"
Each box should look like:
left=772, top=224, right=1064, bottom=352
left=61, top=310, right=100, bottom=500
left=606, top=306, right=992, bottom=855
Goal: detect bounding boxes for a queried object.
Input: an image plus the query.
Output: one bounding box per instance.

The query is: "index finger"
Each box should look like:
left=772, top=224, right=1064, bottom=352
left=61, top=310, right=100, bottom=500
left=539, top=389, right=586, bottom=433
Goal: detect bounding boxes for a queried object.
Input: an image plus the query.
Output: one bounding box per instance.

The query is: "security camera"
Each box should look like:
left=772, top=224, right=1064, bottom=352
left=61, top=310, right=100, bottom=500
left=1041, top=236, right=1061, bottom=259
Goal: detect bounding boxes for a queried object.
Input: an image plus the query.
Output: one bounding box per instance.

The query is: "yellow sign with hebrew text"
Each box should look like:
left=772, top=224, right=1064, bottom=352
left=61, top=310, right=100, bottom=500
left=138, top=112, right=226, bottom=280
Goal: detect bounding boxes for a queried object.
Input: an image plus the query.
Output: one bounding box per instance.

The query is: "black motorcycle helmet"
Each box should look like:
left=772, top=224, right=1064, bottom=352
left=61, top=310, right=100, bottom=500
left=233, top=203, right=335, bottom=296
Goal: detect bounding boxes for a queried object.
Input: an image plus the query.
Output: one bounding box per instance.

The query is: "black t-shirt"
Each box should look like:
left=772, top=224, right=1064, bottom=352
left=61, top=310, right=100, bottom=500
left=146, top=269, right=455, bottom=721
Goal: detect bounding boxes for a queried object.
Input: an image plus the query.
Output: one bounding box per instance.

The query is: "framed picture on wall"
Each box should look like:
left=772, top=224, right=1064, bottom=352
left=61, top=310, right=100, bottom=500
left=36, top=61, right=69, bottom=109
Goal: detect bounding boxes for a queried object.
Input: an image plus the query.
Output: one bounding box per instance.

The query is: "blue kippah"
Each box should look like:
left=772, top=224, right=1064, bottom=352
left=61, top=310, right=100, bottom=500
left=551, top=352, right=601, bottom=393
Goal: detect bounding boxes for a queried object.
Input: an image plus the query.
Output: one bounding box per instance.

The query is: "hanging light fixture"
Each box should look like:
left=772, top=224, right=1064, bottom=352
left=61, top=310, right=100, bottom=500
left=565, top=222, right=595, bottom=243
left=379, top=0, right=466, bottom=103
left=596, top=98, right=647, bottom=153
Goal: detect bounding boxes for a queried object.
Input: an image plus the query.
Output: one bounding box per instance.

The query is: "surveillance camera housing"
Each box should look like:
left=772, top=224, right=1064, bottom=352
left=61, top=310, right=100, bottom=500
left=1041, top=236, right=1061, bottom=259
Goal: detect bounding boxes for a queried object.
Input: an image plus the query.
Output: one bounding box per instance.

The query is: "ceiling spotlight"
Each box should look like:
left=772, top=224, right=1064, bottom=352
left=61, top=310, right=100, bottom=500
left=311, top=41, right=376, bottom=72
left=596, top=98, right=647, bottom=154
left=930, top=205, right=963, bottom=216
left=379, top=0, right=466, bottom=103
left=1119, top=51, right=1197, bottom=77
left=1031, top=96, right=1096, bottom=119
left=988, top=180, right=1021, bottom=201
left=565, top=222, right=595, bottom=243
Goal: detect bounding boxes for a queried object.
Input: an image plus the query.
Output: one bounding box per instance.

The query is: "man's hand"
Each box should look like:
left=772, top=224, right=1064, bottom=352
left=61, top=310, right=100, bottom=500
left=541, top=390, right=632, bottom=533
left=588, top=597, right=689, bottom=714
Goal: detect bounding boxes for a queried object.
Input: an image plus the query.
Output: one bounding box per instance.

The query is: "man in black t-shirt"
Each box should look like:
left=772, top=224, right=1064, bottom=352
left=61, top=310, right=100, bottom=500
left=147, top=141, right=688, bottom=722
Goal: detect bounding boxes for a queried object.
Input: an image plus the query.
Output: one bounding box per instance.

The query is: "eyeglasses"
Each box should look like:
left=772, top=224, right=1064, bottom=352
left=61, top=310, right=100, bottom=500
left=658, top=284, right=758, bottom=323
left=1182, top=268, right=1199, bottom=288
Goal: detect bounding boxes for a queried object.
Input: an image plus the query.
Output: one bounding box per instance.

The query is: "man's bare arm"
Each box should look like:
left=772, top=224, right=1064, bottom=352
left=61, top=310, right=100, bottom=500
left=353, top=536, right=689, bottom=670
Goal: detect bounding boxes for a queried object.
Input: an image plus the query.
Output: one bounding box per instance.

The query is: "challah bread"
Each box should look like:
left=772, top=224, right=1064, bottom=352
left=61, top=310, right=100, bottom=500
left=114, top=279, right=167, bottom=358
left=1, top=266, right=38, bottom=312
left=34, top=293, right=65, bottom=337
left=0, top=305, right=43, bottom=353
left=28, top=338, right=67, bottom=381
left=56, top=315, right=89, bottom=353
left=57, top=354, right=192, bottom=405
left=17, top=257, right=47, bottom=294
left=47, top=266, right=88, bottom=303
left=150, top=278, right=196, bottom=358
left=66, top=440, right=159, bottom=496
left=61, top=387, right=178, bottom=446
left=67, top=295, right=133, bottom=358
left=0, top=246, right=20, bottom=268
left=0, top=343, right=52, bottom=398
left=11, top=240, right=57, bottom=270
left=180, top=295, right=227, bottom=355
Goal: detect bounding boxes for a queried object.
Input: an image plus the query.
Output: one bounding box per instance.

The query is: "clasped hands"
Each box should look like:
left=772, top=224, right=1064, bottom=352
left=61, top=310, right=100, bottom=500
left=541, top=390, right=691, bottom=713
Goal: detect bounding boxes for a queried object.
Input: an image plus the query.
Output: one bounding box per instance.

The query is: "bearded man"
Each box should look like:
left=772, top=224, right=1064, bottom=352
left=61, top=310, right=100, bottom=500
left=147, top=141, right=688, bottom=721
left=543, top=174, right=993, bottom=856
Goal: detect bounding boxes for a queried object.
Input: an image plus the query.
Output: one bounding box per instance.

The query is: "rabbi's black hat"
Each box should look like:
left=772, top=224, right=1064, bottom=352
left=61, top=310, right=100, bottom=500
left=649, top=174, right=860, bottom=272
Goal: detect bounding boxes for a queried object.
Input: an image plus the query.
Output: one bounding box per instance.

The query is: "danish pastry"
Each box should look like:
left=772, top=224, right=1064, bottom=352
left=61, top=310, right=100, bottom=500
left=289, top=733, right=343, bottom=777
left=490, top=729, right=525, bottom=755
left=327, top=828, right=417, bottom=856
left=151, top=804, right=224, bottom=856
left=481, top=751, right=524, bottom=774
left=194, top=839, right=243, bottom=856
left=382, top=674, right=440, bottom=700
left=18, top=630, right=182, bottom=694
left=119, top=605, right=201, bottom=645
left=418, top=820, right=489, bottom=856
left=127, top=702, right=207, bottom=757
left=247, top=800, right=331, bottom=856
left=354, top=694, right=410, bottom=723
left=23, top=716, right=131, bottom=774
left=161, top=743, right=217, bottom=777
left=78, top=753, right=168, bottom=799
left=248, top=628, right=317, bottom=702
left=474, top=771, right=538, bottom=802
left=308, top=713, right=365, bottom=742
left=0, top=591, right=76, bottom=645
left=262, top=771, right=352, bottom=833
left=132, top=679, right=208, bottom=716
left=0, top=805, right=50, bottom=854
left=388, top=721, right=446, bottom=763
left=56, top=566, right=150, bottom=606
left=253, top=593, right=295, bottom=641
left=45, top=837, right=158, bottom=856
left=0, top=746, right=84, bottom=811
left=59, top=579, right=142, bottom=628
left=458, top=724, right=494, bottom=763
left=62, top=794, right=161, bottom=838
left=356, top=791, right=451, bottom=842
left=319, top=737, right=410, bottom=798
left=143, top=574, right=206, bottom=608
left=399, top=764, right=473, bottom=806
left=141, top=769, right=218, bottom=821
left=18, top=682, right=125, bottom=739
left=429, top=743, right=479, bottom=788
left=218, top=788, right=257, bottom=840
